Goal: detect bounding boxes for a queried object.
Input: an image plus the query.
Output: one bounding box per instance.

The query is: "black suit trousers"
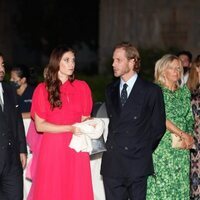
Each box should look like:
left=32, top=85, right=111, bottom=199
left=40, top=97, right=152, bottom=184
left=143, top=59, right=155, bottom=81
left=0, top=150, right=23, bottom=200
left=103, top=175, right=148, bottom=200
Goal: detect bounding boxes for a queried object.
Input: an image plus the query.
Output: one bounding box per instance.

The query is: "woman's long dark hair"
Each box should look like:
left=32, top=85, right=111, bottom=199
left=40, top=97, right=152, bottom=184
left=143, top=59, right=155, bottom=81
left=45, top=45, right=75, bottom=109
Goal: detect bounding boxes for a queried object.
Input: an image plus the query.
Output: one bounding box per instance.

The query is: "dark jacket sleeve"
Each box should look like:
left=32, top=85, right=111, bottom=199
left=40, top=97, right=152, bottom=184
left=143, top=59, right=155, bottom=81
left=151, top=86, right=166, bottom=151
left=12, top=87, right=27, bottom=153
left=17, top=107, right=27, bottom=153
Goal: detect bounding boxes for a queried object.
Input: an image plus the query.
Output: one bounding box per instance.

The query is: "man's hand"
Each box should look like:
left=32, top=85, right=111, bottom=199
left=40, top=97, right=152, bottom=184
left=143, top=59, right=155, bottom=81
left=20, top=153, right=27, bottom=169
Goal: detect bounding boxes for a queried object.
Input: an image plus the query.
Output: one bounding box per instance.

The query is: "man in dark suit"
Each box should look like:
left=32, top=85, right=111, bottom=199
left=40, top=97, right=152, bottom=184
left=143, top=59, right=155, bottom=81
left=0, top=53, right=27, bottom=200
left=101, top=42, right=166, bottom=200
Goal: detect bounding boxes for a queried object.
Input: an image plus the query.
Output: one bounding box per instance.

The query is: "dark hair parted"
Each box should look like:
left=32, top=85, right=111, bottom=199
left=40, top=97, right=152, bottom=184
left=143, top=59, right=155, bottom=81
left=114, top=42, right=141, bottom=72
left=11, top=64, right=37, bottom=86
left=45, top=45, right=75, bottom=109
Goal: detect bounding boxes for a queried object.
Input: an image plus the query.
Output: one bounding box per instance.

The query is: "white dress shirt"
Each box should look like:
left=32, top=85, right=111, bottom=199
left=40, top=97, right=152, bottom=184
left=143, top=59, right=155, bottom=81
left=120, top=73, right=138, bottom=98
left=0, top=82, right=4, bottom=107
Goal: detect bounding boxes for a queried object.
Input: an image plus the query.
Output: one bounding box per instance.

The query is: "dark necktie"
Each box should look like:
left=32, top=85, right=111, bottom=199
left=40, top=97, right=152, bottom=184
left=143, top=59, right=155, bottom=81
left=120, top=83, right=128, bottom=107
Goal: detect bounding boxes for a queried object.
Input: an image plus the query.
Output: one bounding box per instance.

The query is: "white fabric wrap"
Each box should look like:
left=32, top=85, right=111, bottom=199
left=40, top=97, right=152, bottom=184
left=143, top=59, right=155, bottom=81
left=69, top=118, right=105, bottom=153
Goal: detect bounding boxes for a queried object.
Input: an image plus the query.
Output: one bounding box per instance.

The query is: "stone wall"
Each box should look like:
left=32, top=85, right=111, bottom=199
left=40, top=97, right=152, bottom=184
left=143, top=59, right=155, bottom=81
left=99, top=0, right=200, bottom=73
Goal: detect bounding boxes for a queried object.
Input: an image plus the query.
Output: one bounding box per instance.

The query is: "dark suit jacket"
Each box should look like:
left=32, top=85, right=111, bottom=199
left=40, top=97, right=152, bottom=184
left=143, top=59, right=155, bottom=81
left=101, top=76, right=166, bottom=178
left=0, top=82, right=27, bottom=161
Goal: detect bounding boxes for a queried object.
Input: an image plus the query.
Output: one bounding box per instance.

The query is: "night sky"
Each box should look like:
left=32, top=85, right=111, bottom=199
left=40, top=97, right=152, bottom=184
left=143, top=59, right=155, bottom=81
left=12, top=0, right=100, bottom=71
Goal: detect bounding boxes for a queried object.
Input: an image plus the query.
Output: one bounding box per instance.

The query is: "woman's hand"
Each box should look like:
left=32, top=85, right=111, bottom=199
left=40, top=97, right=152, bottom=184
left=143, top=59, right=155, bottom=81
left=71, top=125, right=82, bottom=136
left=181, top=132, right=194, bottom=149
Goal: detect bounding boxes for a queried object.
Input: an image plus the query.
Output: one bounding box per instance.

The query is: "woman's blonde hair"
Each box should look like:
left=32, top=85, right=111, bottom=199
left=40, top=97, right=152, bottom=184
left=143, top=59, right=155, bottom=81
left=187, top=55, right=200, bottom=91
left=154, top=54, right=183, bottom=86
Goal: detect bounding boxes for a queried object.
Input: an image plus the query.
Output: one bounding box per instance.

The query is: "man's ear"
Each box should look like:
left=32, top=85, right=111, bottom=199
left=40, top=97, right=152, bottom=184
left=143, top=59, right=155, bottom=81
left=129, top=58, right=135, bottom=69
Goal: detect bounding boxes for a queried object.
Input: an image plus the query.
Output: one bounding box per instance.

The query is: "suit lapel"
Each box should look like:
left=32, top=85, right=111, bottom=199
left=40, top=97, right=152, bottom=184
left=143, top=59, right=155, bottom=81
left=108, top=77, right=145, bottom=117
left=109, top=80, right=121, bottom=114
left=122, top=76, right=145, bottom=112
left=2, top=83, right=12, bottom=113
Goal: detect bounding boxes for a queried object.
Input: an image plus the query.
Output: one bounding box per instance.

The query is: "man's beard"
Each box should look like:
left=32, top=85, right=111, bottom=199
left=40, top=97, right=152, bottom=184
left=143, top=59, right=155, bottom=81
left=0, top=71, right=5, bottom=81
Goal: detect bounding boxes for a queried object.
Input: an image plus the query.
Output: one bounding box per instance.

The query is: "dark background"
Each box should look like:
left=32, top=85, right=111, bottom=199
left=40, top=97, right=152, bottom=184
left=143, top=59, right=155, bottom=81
left=2, top=0, right=198, bottom=101
left=11, top=0, right=100, bottom=74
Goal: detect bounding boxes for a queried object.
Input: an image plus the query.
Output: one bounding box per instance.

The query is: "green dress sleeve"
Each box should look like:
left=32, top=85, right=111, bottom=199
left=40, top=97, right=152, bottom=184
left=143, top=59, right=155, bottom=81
left=160, top=84, right=194, bottom=135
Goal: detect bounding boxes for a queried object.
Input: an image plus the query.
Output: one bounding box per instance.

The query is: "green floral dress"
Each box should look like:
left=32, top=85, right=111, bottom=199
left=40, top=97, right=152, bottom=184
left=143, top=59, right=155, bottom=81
left=147, top=85, right=194, bottom=200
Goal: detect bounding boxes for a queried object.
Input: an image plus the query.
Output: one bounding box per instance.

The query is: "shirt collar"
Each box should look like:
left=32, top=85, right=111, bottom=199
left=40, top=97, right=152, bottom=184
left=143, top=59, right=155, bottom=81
left=120, top=73, right=138, bottom=97
left=0, top=82, right=3, bottom=93
left=120, top=73, right=138, bottom=90
left=0, top=82, right=4, bottom=104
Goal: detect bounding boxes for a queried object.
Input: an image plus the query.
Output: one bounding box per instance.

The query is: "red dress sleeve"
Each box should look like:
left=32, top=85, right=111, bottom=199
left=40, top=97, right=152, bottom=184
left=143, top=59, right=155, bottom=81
left=31, top=83, right=48, bottom=120
left=81, top=81, right=93, bottom=116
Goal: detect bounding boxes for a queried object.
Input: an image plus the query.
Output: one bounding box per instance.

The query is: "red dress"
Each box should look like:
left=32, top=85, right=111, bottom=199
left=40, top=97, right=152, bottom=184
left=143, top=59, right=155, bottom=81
left=30, top=80, right=94, bottom=200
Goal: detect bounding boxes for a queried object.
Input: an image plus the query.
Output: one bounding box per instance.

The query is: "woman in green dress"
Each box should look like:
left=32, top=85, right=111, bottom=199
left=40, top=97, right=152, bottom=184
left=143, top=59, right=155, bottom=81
left=147, top=54, right=194, bottom=200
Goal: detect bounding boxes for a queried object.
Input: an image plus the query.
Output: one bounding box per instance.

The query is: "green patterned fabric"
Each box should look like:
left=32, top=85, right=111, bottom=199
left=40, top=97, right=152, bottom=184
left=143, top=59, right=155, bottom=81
left=147, top=85, right=194, bottom=200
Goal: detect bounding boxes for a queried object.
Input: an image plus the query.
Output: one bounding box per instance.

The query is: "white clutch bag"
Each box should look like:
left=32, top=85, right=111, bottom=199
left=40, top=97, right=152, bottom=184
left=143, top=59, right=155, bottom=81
left=171, top=134, right=185, bottom=149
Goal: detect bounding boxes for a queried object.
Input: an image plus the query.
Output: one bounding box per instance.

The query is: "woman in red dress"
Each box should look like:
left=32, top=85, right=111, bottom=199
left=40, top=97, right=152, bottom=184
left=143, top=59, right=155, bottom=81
left=30, top=45, right=94, bottom=200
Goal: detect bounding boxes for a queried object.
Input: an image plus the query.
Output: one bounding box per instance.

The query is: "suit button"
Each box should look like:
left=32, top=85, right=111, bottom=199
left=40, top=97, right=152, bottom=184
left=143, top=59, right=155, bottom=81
left=126, top=130, right=129, bottom=134
left=133, top=116, right=137, bottom=120
left=2, top=133, right=5, bottom=136
left=8, top=142, right=11, bottom=146
left=124, top=146, right=129, bottom=150
left=1, top=146, right=5, bottom=150
left=110, top=145, right=113, bottom=149
left=109, top=114, right=112, bottom=118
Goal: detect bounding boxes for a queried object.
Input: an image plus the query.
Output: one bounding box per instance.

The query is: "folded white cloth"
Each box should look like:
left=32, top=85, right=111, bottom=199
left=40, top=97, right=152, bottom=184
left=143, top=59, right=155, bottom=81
left=69, top=118, right=105, bottom=154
